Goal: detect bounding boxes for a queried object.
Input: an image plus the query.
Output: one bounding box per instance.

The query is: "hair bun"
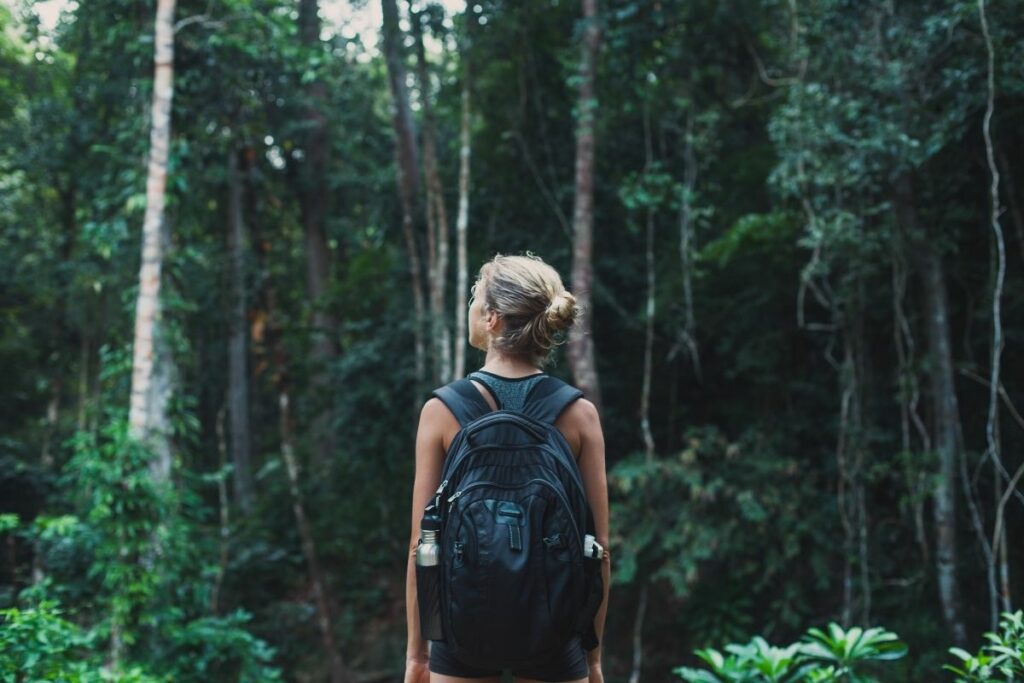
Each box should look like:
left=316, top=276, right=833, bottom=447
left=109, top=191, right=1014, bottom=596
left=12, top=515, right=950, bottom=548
left=545, top=290, right=578, bottom=329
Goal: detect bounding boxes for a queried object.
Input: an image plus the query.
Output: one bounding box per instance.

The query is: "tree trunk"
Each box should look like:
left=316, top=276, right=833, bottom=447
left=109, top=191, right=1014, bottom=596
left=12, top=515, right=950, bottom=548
left=628, top=584, right=647, bottom=683
left=672, top=109, right=701, bottom=380
left=639, top=107, right=655, bottom=463
left=409, top=2, right=452, bottom=386
left=257, top=217, right=352, bottom=683
left=298, top=0, right=340, bottom=475
left=916, top=241, right=967, bottom=645
left=453, top=8, right=474, bottom=380
left=128, top=0, right=176, bottom=483
left=227, top=146, right=255, bottom=513
left=382, top=0, right=428, bottom=387
left=122, top=0, right=177, bottom=664
left=567, top=0, right=603, bottom=412
left=896, top=175, right=967, bottom=644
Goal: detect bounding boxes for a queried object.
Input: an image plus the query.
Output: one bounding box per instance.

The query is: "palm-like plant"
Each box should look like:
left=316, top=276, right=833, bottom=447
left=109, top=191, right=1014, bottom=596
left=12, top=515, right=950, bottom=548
left=674, top=639, right=810, bottom=683
left=946, top=611, right=1024, bottom=682
left=674, top=624, right=906, bottom=683
left=801, top=624, right=908, bottom=681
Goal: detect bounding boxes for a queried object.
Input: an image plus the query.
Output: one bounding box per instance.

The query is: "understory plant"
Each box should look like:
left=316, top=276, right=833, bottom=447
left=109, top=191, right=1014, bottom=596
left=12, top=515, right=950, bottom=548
left=946, top=611, right=1024, bottom=682
left=673, top=623, right=907, bottom=682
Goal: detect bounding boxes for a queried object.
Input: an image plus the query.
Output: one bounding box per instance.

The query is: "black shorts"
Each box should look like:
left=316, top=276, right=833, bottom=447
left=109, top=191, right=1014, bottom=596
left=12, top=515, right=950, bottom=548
left=428, top=635, right=589, bottom=682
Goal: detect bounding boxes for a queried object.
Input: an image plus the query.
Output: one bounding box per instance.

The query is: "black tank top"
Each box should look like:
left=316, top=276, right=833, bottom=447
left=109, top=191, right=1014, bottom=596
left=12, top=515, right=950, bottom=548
left=466, top=370, right=548, bottom=411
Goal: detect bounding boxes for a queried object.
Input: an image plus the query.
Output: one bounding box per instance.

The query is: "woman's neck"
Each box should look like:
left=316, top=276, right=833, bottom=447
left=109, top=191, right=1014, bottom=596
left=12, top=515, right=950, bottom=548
left=481, top=349, right=541, bottom=377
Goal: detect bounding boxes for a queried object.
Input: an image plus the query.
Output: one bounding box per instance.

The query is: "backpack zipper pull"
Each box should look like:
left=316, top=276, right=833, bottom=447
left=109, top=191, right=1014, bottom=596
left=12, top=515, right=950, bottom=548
left=434, top=479, right=449, bottom=507
left=446, top=490, right=463, bottom=505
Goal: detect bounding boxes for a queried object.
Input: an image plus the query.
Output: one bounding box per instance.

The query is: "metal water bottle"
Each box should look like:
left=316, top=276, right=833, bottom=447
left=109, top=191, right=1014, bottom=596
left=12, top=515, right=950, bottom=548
left=415, top=503, right=443, bottom=640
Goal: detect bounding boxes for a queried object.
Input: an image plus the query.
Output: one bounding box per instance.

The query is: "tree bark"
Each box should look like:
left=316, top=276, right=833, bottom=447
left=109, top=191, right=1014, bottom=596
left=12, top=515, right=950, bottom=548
left=917, top=241, right=967, bottom=645
left=639, top=107, right=655, bottom=463
left=567, top=0, right=603, bottom=412
left=453, top=8, right=474, bottom=380
left=298, top=0, right=340, bottom=475
left=895, top=175, right=968, bottom=643
left=899, top=174, right=967, bottom=644
left=382, top=0, right=428, bottom=387
left=122, top=0, right=177, bottom=665
left=227, top=146, right=255, bottom=513
left=128, top=0, right=176, bottom=483
left=409, top=1, right=452, bottom=385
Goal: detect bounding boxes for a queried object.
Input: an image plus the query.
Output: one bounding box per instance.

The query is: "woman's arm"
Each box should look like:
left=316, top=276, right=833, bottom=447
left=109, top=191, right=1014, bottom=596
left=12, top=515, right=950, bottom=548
left=406, top=398, right=450, bottom=662
left=576, top=399, right=610, bottom=668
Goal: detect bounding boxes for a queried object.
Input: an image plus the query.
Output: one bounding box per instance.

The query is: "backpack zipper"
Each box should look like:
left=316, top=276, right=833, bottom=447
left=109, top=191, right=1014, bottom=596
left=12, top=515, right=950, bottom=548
left=445, top=478, right=583, bottom=553
left=440, top=439, right=586, bottom=505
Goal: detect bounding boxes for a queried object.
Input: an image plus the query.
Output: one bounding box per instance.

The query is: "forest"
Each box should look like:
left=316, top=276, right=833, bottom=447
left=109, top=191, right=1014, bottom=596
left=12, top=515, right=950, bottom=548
left=1, top=0, right=1023, bottom=681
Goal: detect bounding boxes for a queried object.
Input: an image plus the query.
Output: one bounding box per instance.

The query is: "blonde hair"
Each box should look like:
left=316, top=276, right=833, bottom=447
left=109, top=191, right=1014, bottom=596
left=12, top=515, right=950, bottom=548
left=475, top=252, right=580, bottom=368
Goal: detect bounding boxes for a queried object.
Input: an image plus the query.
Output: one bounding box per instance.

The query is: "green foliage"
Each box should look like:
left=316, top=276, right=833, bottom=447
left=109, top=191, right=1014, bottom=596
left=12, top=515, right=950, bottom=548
left=0, top=598, right=166, bottom=682
left=609, top=426, right=833, bottom=643
left=0, top=600, right=98, bottom=682
left=674, top=623, right=907, bottom=683
left=946, top=611, right=1024, bottom=682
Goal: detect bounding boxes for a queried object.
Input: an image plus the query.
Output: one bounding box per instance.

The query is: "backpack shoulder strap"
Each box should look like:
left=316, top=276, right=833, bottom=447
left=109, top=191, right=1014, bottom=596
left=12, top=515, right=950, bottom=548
left=430, top=378, right=494, bottom=428
left=520, top=376, right=584, bottom=425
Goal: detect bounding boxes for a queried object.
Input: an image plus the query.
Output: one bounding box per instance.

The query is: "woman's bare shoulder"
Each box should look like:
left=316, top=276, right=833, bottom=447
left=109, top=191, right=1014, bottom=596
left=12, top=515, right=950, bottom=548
left=563, top=396, right=601, bottom=429
left=419, top=397, right=461, bottom=451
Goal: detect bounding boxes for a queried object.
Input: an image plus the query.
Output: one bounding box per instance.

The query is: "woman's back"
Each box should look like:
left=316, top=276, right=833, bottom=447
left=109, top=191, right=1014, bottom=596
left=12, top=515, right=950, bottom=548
left=465, top=369, right=548, bottom=411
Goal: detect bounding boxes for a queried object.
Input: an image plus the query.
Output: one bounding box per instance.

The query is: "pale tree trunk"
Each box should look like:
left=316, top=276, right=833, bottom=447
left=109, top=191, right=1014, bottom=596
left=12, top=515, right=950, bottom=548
left=918, top=243, right=968, bottom=646
left=409, top=1, right=452, bottom=385
left=122, top=0, right=177, bottom=665
left=298, top=0, right=340, bottom=474
left=227, top=146, right=255, bottom=513
left=895, top=176, right=966, bottom=644
left=670, top=109, right=701, bottom=381
left=453, top=8, right=474, bottom=380
left=382, top=0, right=428, bottom=387
left=567, top=0, right=603, bottom=412
left=639, top=107, right=655, bottom=463
left=128, top=0, right=176, bottom=482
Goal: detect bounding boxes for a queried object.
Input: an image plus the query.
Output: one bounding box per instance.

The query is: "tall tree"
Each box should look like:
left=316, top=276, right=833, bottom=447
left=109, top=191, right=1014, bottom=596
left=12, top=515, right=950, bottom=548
left=123, top=0, right=178, bottom=665
left=409, top=1, right=452, bottom=385
left=128, top=0, right=176, bottom=486
left=453, top=6, right=474, bottom=380
left=227, top=145, right=255, bottom=513
left=917, top=241, right=967, bottom=646
left=382, top=0, right=428, bottom=388
left=567, top=0, right=603, bottom=411
left=297, top=0, right=339, bottom=473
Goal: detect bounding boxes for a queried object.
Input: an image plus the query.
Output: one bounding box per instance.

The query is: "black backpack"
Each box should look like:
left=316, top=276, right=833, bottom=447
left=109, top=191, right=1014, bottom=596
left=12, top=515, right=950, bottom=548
left=424, top=375, right=604, bottom=669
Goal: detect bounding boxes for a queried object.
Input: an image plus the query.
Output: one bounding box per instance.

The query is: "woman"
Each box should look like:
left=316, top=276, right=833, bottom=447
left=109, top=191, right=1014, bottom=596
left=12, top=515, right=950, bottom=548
left=405, top=253, right=610, bottom=683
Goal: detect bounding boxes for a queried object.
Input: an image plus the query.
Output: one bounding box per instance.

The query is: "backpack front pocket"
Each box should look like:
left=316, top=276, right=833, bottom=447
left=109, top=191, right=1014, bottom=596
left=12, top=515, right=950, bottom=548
left=445, top=481, right=571, bottom=666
